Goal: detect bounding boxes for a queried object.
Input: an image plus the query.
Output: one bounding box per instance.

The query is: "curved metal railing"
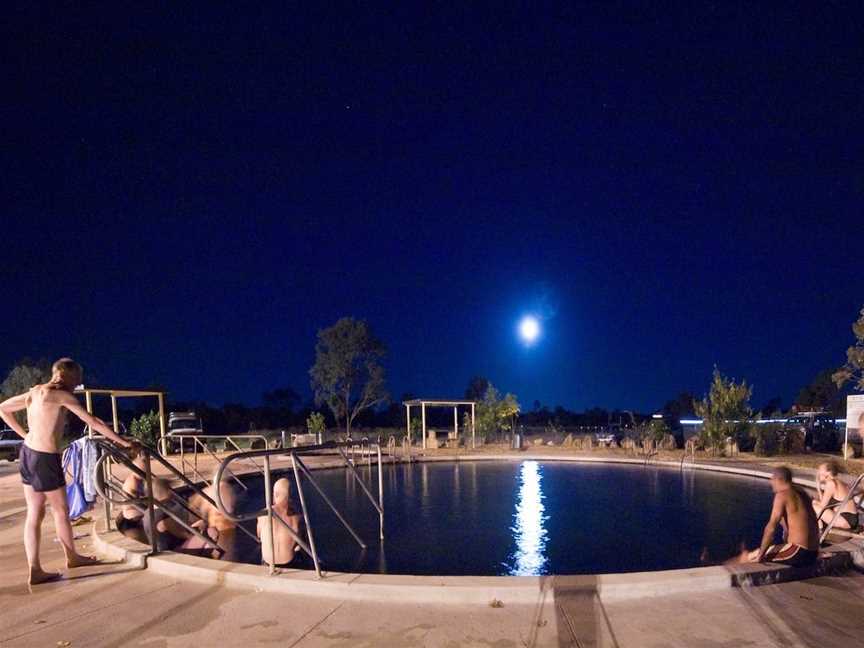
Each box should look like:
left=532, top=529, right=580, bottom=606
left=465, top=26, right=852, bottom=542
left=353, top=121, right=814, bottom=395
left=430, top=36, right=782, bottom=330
left=91, top=439, right=259, bottom=557
left=161, top=433, right=272, bottom=489
left=212, top=440, right=385, bottom=578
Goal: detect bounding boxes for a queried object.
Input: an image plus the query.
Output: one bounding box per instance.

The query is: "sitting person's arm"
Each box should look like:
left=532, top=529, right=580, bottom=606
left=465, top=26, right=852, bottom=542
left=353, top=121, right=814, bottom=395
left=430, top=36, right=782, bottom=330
left=753, top=494, right=786, bottom=562
left=814, top=479, right=835, bottom=511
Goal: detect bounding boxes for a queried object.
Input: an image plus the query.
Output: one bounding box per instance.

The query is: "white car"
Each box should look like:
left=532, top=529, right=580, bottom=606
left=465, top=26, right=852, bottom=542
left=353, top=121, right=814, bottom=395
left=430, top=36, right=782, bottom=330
left=0, top=429, right=23, bottom=461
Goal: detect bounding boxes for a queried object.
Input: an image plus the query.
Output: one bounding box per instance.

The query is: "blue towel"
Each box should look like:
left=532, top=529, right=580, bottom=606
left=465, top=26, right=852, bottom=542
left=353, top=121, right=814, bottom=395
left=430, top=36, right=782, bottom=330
left=62, top=440, right=89, bottom=519
left=80, top=437, right=100, bottom=503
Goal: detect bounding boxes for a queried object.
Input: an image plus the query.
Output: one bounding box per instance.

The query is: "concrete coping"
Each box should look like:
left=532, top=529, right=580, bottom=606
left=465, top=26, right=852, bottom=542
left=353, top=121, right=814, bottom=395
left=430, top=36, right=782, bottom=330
left=92, top=454, right=864, bottom=605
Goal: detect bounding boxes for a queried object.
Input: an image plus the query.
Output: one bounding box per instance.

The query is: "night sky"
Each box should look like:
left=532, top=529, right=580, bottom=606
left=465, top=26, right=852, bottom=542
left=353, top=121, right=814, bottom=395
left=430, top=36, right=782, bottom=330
left=3, top=3, right=862, bottom=413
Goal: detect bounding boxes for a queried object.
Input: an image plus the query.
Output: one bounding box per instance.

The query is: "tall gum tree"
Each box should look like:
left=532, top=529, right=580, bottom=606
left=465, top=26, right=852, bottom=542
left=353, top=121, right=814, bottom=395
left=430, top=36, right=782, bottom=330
left=309, top=317, right=389, bottom=437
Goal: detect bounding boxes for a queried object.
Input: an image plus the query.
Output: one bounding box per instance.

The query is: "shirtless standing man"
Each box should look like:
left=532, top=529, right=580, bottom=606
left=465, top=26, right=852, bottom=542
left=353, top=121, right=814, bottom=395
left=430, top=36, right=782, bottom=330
left=744, top=466, right=820, bottom=567
left=0, top=358, right=133, bottom=584
left=257, top=478, right=303, bottom=567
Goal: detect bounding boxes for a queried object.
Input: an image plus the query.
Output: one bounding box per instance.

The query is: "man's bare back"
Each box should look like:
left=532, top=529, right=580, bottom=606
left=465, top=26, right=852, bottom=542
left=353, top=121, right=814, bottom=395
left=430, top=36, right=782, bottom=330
left=24, top=385, right=86, bottom=453
left=738, top=466, right=820, bottom=568
left=774, top=486, right=819, bottom=551
left=258, top=504, right=302, bottom=566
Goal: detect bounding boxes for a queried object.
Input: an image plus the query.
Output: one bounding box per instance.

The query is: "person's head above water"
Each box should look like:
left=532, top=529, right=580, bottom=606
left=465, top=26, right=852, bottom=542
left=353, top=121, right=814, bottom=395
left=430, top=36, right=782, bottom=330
left=273, top=478, right=292, bottom=503
left=49, top=358, right=82, bottom=392
left=818, top=460, right=841, bottom=480
left=770, top=466, right=793, bottom=492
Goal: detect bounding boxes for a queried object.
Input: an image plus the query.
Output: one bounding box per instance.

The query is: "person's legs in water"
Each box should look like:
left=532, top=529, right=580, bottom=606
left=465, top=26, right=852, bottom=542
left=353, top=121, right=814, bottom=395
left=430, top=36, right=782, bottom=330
left=23, top=485, right=61, bottom=585
left=44, top=487, right=99, bottom=568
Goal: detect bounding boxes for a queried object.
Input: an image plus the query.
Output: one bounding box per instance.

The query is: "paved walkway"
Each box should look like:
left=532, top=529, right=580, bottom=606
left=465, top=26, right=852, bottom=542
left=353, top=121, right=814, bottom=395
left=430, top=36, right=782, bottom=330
left=1, top=448, right=864, bottom=646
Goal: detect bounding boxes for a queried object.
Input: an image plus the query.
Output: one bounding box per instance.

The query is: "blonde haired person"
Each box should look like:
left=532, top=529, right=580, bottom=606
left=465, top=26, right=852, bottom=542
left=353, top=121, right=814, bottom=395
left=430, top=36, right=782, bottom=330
left=813, top=460, right=859, bottom=530
left=0, top=358, right=133, bottom=585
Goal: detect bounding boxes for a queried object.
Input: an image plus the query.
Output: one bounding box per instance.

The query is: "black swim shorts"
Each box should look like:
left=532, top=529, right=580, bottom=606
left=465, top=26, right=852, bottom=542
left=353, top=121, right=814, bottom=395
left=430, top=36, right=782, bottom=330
left=19, top=445, right=66, bottom=492
left=764, top=543, right=818, bottom=568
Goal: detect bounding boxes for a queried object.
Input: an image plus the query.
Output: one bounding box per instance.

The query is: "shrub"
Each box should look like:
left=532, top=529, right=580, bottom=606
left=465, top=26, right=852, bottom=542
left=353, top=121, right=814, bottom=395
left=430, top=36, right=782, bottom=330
left=306, top=412, right=326, bottom=441
left=695, top=368, right=753, bottom=455
left=130, top=411, right=160, bottom=446
left=753, top=424, right=779, bottom=456
left=779, top=426, right=805, bottom=454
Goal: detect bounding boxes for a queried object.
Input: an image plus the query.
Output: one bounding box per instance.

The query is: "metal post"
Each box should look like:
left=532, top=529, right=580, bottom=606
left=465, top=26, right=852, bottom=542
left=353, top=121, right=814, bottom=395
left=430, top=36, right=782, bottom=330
left=293, top=455, right=366, bottom=549
left=377, top=445, right=384, bottom=540
left=422, top=403, right=427, bottom=450
left=291, top=453, right=322, bottom=578
left=193, top=438, right=199, bottom=479
left=405, top=404, right=411, bottom=445
left=337, top=448, right=383, bottom=515
left=453, top=406, right=458, bottom=447
left=143, top=452, right=158, bottom=555
left=263, top=455, right=276, bottom=575
left=105, top=394, right=121, bottom=531
left=471, top=402, right=476, bottom=449
left=158, top=393, right=168, bottom=456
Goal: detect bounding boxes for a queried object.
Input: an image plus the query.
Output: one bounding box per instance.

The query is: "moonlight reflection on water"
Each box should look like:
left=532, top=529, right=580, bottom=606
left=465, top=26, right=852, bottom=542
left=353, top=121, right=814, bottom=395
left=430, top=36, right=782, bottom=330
left=507, top=460, right=549, bottom=575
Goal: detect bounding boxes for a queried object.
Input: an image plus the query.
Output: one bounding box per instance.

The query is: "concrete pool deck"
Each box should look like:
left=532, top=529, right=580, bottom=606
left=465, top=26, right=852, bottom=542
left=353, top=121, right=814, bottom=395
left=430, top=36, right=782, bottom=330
left=2, top=449, right=864, bottom=646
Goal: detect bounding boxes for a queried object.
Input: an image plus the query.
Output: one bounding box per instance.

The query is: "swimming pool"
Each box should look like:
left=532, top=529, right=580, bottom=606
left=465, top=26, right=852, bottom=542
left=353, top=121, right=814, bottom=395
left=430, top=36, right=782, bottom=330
left=230, top=460, right=775, bottom=576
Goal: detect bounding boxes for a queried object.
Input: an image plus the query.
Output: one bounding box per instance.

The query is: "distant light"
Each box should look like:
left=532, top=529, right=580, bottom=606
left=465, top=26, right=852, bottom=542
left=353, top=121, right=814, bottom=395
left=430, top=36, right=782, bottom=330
left=518, top=316, right=540, bottom=345
left=652, top=414, right=663, bottom=419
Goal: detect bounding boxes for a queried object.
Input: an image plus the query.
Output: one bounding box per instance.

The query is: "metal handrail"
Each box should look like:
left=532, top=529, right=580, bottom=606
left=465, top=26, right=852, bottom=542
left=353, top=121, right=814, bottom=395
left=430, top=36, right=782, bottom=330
left=680, top=445, right=696, bottom=470
left=212, top=440, right=385, bottom=579
left=92, top=439, right=260, bottom=551
left=818, top=472, right=864, bottom=543
left=165, top=433, right=272, bottom=488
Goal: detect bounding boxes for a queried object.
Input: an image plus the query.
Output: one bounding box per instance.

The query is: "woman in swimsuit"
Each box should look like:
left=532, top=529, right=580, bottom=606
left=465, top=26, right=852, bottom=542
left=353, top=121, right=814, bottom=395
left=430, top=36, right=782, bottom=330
left=812, top=460, right=859, bottom=531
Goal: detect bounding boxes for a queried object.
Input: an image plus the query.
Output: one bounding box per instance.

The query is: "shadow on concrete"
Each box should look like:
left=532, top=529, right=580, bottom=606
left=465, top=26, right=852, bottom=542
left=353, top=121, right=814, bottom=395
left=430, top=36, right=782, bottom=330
left=552, top=576, right=619, bottom=648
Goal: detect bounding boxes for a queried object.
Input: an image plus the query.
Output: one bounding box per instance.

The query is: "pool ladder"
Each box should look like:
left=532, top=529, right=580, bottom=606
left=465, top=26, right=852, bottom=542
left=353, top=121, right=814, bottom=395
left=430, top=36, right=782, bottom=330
left=91, top=439, right=261, bottom=559
left=213, top=440, right=385, bottom=578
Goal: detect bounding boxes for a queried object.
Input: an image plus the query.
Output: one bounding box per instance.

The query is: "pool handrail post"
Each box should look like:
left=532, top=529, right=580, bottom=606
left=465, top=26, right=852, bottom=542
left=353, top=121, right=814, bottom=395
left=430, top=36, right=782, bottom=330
left=291, top=452, right=322, bottom=578
left=143, top=451, right=159, bottom=555
left=471, top=402, right=475, bottom=449
left=337, top=447, right=384, bottom=516
left=377, top=444, right=384, bottom=540
left=263, top=454, right=276, bottom=575
left=292, top=454, right=366, bottom=549
left=107, top=394, right=120, bottom=529
left=158, top=393, right=168, bottom=456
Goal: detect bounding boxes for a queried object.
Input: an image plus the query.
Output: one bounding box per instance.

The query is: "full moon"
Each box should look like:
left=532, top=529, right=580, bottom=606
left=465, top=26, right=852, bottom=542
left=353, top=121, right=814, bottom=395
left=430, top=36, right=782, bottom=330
left=518, top=315, right=540, bottom=344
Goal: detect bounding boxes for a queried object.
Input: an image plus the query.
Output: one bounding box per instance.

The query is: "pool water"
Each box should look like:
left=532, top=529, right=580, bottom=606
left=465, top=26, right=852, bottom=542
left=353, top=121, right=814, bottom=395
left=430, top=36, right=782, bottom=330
left=230, top=460, right=776, bottom=576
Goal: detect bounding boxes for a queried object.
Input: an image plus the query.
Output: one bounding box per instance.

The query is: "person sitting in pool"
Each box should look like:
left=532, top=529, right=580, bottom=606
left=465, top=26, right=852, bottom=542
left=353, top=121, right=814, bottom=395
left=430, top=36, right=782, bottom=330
left=257, top=478, right=303, bottom=568
left=114, top=451, right=149, bottom=544
left=738, top=466, right=820, bottom=567
left=142, top=477, right=191, bottom=551
left=181, top=475, right=238, bottom=560
left=812, top=460, right=859, bottom=531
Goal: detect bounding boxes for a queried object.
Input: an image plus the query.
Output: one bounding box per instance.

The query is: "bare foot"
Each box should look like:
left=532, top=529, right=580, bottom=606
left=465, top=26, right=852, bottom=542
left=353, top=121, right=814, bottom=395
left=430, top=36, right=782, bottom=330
left=66, top=553, right=101, bottom=568
left=28, top=566, right=62, bottom=585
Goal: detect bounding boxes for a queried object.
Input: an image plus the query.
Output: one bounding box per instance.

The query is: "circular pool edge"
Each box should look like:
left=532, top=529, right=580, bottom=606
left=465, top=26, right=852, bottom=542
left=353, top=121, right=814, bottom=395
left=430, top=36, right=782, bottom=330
left=92, top=454, right=864, bottom=604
